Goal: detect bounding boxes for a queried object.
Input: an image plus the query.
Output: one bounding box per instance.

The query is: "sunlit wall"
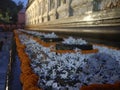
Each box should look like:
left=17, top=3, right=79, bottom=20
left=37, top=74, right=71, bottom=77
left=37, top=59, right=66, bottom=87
left=25, top=0, right=120, bottom=29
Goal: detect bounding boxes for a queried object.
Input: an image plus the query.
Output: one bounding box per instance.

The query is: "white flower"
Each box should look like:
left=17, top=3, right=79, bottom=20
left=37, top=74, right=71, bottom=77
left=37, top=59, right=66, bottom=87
left=17, top=30, right=120, bottom=89
left=34, top=67, right=41, bottom=75
left=60, top=70, right=68, bottom=79
left=51, top=69, right=56, bottom=79
left=62, top=37, right=87, bottom=45
left=44, top=32, right=58, bottom=38
left=52, top=83, right=58, bottom=89
left=46, top=80, right=54, bottom=86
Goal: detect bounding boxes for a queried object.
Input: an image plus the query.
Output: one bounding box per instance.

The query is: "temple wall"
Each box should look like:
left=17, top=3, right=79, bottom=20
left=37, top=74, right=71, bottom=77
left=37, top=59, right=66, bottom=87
left=25, top=0, right=120, bottom=30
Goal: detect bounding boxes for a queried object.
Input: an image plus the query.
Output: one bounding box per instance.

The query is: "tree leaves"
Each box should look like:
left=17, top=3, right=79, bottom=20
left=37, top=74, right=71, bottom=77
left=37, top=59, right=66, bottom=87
left=0, top=0, right=24, bottom=24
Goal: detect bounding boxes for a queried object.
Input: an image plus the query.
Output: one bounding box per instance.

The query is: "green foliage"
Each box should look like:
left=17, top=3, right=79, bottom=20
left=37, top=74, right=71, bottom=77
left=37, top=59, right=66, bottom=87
left=0, top=0, right=24, bottom=24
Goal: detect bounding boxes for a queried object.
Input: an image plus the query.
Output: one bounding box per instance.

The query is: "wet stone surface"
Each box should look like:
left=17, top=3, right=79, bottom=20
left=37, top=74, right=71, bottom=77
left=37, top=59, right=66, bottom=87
left=0, top=32, right=13, bottom=90
left=9, top=55, right=22, bottom=90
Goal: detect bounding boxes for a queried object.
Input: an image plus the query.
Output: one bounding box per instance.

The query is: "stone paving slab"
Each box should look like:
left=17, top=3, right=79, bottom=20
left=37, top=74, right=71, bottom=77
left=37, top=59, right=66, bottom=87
left=0, top=32, right=13, bottom=90
left=0, top=73, right=6, bottom=90
left=0, top=85, right=5, bottom=90
left=9, top=55, right=22, bottom=90
left=0, top=54, right=9, bottom=90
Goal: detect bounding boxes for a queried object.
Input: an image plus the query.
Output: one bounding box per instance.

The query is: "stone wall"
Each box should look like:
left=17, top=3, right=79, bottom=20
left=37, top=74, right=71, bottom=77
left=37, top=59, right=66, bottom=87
left=25, top=0, right=120, bottom=30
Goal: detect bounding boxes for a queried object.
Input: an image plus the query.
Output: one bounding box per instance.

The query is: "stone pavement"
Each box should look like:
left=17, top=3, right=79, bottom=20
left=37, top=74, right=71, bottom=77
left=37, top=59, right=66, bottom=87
left=0, top=52, right=10, bottom=90
left=0, top=32, right=13, bottom=90
left=9, top=55, right=22, bottom=90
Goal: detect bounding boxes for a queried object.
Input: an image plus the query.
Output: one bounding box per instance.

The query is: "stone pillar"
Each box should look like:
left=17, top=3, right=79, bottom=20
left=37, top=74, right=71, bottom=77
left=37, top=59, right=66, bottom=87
left=33, top=6, right=36, bottom=24
left=32, top=7, right=34, bottom=24
left=34, top=4, right=37, bottom=24
left=43, top=0, right=49, bottom=22
left=36, top=0, right=40, bottom=24
left=41, top=0, right=44, bottom=22
left=29, top=10, right=31, bottom=25
left=25, top=10, right=28, bottom=25
left=30, top=9, right=32, bottom=24
left=57, top=0, right=71, bottom=19
left=27, top=10, right=28, bottom=25
left=71, top=0, right=93, bottom=16
left=38, top=0, right=42, bottom=23
left=49, top=0, right=57, bottom=21
left=29, top=9, right=31, bottom=25
left=35, top=3, right=38, bottom=24
left=32, top=7, right=35, bottom=24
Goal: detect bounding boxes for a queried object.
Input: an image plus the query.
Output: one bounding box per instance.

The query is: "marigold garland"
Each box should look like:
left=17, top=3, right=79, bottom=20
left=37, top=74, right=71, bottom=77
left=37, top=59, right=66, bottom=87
left=20, top=65, right=32, bottom=73
left=14, top=30, right=41, bottom=90
left=20, top=72, right=34, bottom=84
left=80, top=83, right=120, bottom=90
left=27, top=87, right=41, bottom=90
left=22, top=74, right=39, bottom=90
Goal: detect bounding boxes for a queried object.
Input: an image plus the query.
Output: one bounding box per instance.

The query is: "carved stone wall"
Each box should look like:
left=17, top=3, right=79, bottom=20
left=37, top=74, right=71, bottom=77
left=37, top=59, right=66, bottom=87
left=56, top=0, right=69, bottom=18
left=49, top=0, right=57, bottom=21
left=26, top=0, right=120, bottom=29
left=93, top=0, right=120, bottom=11
left=71, top=0, right=93, bottom=15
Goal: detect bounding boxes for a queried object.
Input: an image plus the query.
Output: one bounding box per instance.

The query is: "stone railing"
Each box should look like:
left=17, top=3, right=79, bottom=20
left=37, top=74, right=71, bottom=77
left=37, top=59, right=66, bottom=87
left=25, top=0, right=120, bottom=29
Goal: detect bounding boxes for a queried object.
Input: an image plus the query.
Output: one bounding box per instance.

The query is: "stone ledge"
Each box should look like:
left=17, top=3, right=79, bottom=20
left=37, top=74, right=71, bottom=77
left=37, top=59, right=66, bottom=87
left=26, top=8, right=120, bottom=29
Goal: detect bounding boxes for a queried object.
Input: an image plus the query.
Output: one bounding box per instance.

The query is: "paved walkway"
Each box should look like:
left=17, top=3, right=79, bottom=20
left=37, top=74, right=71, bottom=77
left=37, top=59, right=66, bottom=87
left=9, top=55, right=22, bottom=90
left=0, top=32, right=13, bottom=90
left=0, top=52, right=10, bottom=90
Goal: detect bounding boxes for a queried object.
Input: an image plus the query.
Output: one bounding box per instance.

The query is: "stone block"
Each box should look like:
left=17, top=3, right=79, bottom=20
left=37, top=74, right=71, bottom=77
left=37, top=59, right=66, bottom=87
left=49, top=9, right=57, bottom=21
left=43, top=13, right=49, bottom=22
left=57, top=4, right=69, bottom=19
left=71, top=0, right=93, bottom=16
